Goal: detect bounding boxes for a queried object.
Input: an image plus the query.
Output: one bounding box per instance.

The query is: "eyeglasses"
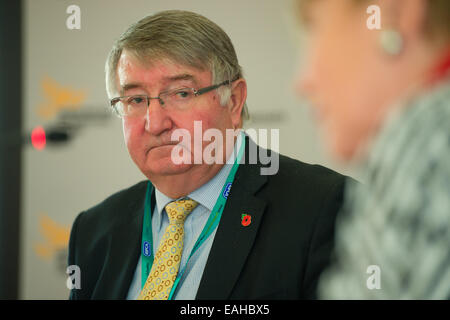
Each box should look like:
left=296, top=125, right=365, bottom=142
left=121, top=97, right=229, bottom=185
left=110, top=78, right=237, bottom=118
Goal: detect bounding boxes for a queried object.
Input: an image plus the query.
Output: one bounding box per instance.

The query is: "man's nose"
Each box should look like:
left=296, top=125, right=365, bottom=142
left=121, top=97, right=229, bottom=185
left=144, top=99, right=173, bottom=135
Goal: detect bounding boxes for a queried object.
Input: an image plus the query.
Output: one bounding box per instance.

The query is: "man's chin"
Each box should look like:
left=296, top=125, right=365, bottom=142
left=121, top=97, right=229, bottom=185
left=143, top=157, right=195, bottom=177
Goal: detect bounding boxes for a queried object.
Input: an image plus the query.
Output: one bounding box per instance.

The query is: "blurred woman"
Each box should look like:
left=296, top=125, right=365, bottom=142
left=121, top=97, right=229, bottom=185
left=295, top=0, right=450, bottom=298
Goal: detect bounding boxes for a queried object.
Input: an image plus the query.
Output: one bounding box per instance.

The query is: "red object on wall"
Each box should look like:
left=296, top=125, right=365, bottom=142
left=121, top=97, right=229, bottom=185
left=31, top=126, right=46, bottom=150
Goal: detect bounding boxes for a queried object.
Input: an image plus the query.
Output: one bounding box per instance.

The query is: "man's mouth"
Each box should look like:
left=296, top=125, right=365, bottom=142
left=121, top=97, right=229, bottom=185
left=146, top=142, right=179, bottom=155
left=148, top=143, right=172, bottom=150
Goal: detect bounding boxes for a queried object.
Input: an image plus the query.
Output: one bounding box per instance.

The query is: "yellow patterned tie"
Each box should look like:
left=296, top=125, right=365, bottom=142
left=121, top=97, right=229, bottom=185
left=138, top=198, right=198, bottom=300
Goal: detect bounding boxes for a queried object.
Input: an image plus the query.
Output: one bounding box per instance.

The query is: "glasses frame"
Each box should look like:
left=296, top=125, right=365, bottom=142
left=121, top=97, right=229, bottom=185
left=110, top=77, right=239, bottom=117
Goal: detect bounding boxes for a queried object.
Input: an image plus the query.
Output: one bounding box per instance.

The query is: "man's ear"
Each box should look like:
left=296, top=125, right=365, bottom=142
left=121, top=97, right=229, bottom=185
left=228, top=78, right=247, bottom=129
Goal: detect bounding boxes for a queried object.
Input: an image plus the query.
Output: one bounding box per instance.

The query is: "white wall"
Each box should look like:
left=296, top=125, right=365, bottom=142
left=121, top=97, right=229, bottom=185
left=21, top=0, right=354, bottom=299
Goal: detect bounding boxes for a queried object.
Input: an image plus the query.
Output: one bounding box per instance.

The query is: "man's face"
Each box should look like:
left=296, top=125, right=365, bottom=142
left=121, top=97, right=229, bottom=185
left=116, top=51, right=236, bottom=181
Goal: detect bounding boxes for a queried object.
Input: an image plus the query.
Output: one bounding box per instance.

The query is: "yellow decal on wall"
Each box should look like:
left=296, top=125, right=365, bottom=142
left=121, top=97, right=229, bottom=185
left=34, top=214, right=71, bottom=260
left=37, top=76, right=86, bottom=120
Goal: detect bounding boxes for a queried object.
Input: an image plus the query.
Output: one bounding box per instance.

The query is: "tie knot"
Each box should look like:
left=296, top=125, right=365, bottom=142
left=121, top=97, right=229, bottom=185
left=165, top=199, right=198, bottom=224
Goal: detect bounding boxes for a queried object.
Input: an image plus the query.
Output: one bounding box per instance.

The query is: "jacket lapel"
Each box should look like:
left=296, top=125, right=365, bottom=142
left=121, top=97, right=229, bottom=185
left=92, top=184, right=148, bottom=299
left=196, top=137, right=268, bottom=299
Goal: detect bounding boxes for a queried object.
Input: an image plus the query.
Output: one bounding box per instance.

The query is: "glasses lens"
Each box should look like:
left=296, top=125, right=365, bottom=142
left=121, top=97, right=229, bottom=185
left=110, top=99, right=124, bottom=117
left=121, top=95, right=148, bottom=117
left=163, top=88, right=195, bottom=109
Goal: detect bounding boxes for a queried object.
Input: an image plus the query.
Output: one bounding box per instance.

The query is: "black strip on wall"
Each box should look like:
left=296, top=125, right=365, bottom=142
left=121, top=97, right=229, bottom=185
left=0, top=0, right=23, bottom=299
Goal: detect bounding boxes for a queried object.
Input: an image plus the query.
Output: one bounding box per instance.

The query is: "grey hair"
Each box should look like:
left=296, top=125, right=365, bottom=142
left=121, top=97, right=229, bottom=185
left=105, top=10, right=249, bottom=122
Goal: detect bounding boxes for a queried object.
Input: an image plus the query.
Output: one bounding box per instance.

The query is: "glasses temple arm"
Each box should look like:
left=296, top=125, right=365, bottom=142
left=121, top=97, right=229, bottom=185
left=195, top=79, right=234, bottom=96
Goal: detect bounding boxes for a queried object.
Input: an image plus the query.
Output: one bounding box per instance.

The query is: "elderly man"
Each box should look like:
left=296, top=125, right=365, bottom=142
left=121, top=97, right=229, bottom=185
left=68, top=10, right=347, bottom=300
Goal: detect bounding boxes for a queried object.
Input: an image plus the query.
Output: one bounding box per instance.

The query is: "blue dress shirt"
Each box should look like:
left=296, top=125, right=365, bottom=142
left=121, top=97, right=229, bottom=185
left=127, top=132, right=243, bottom=299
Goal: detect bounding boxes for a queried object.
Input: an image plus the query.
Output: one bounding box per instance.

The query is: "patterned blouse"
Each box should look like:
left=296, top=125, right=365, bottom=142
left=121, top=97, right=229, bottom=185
left=318, top=78, right=450, bottom=299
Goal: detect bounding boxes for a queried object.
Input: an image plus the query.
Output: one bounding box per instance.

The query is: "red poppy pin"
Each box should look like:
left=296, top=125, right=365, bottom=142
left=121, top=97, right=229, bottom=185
left=241, top=214, right=251, bottom=227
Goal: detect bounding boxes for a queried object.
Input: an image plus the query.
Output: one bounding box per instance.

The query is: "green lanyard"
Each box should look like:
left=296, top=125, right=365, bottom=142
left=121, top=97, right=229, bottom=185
left=140, top=132, right=246, bottom=299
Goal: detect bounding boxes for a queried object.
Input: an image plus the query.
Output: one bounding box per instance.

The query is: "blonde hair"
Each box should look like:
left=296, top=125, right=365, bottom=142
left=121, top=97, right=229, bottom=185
left=297, top=0, right=450, bottom=41
left=105, top=10, right=249, bottom=121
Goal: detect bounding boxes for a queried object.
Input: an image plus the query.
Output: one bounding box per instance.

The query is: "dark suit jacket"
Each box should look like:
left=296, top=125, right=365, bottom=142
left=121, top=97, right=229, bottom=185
left=68, top=137, right=347, bottom=299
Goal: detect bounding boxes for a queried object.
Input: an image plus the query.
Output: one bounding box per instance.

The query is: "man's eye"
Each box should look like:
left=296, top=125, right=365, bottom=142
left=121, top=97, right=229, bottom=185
left=127, top=96, right=146, bottom=105
left=174, top=90, right=192, bottom=99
